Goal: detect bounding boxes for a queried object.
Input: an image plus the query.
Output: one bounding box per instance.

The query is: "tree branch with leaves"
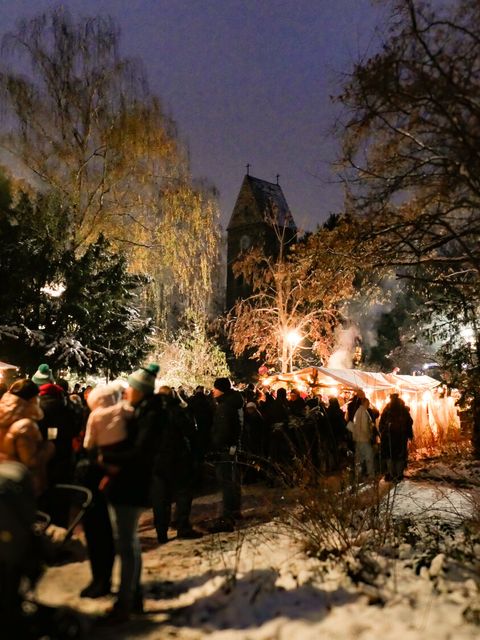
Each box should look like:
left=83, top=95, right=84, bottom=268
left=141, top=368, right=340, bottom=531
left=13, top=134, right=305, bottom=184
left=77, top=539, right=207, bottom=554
left=0, top=8, right=221, bottom=332
left=228, top=222, right=358, bottom=373
left=336, top=0, right=480, bottom=450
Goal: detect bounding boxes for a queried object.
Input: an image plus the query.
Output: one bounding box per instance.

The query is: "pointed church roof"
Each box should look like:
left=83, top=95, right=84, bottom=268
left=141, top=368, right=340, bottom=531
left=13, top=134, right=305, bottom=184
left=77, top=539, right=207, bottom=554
left=227, top=175, right=296, bottom=231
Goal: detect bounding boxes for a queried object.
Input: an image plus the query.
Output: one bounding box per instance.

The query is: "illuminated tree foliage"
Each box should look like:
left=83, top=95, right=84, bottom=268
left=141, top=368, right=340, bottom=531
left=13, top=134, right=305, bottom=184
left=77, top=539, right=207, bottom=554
left=154, top=319, right=230, bottom=390
left=131, top=179, right=221, bottom=328
left=0, top=8, right=220, bottom=328
left=337, top=0, right=480, bottom=448
left=228, top=223, right=357, bottom=373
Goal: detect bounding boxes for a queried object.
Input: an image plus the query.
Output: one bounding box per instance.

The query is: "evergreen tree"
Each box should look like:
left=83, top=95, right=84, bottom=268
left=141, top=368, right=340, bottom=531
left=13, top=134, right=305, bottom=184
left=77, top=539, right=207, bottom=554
left=0, top=180, right=153, bottom=374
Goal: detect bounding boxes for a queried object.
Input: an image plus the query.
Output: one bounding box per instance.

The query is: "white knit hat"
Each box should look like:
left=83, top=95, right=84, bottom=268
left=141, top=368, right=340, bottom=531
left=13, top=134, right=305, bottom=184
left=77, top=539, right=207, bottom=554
left=127, top=364, right=160, bottom=394
left=32, top=363, right=54, bottom=386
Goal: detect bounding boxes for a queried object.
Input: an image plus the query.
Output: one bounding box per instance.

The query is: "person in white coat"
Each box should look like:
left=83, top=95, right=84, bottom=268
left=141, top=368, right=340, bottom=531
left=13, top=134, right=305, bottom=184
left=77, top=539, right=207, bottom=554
left=349, top=397, right=375, bottom=478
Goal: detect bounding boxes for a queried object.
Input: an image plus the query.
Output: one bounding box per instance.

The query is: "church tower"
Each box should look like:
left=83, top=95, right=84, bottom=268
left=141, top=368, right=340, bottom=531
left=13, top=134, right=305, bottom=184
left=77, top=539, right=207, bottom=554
left=226, top=174, right=297, bottom=310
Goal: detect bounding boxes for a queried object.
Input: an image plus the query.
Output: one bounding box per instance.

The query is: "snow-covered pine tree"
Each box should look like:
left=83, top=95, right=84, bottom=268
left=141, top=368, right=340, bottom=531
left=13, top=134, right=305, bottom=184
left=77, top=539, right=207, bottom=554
left=0, top=180, right=153, bottom=376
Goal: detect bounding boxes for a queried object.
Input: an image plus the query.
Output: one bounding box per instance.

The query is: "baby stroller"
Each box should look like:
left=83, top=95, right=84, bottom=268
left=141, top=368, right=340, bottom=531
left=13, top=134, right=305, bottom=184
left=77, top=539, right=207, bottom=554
left=0, top=461, right=92, bottom=639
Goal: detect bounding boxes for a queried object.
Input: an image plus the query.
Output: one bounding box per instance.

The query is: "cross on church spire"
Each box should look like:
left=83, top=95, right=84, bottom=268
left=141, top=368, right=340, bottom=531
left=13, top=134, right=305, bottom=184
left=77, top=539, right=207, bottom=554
left=246, top=163, right=250, bottom=176
left=276, top=174, right=280, bottom=185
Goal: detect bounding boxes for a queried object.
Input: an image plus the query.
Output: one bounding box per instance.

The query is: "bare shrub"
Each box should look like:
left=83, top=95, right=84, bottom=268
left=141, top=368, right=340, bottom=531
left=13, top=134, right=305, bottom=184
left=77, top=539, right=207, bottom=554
left=276, top=465, right=397, bottom=566
left=203, top=527, right=249, bottom=591
left=409, top=427, right=471, bottom=461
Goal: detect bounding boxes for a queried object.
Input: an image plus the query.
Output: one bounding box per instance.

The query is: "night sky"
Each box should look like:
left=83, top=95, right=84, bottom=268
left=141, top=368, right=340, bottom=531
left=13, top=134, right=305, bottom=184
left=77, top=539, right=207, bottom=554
left=0, top=0, right=388, bottom=230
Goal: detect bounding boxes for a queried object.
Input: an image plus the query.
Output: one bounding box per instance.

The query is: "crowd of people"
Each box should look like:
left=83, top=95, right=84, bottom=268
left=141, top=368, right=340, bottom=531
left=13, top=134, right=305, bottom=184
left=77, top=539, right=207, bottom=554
left=0, top=363, right=414, bottom=625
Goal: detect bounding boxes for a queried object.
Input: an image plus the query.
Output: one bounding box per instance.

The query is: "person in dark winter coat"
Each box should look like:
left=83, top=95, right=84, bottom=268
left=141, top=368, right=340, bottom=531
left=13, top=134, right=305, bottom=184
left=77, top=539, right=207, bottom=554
left=288, top=389, right=306, bottom=417
left=209, top=378, right=243, bottom=531
left=99, top=363, right=164, bottom=624
left=187, top=385, right=214, bottom=472
left=75, top=455, right=115, bottom=600
left=37, top=383, right=82, bottom=485
left=303, top=400, right=333, bottom=474
left=32, top=364, right=83, bottom=485
left=269, top=387, right=308, bottom=481
left=325, top=397, right=349, bottom=469
left=242, top=402, right=268, bottom=483
left=379, top=393, right=414, bottom=482
left=151, top=386, right=203, bottom=543
left=263, top=388, right=290, bottom=473
left=269, top=388, right=290, bottom=423
left=33, top=376, right=84, bottom=528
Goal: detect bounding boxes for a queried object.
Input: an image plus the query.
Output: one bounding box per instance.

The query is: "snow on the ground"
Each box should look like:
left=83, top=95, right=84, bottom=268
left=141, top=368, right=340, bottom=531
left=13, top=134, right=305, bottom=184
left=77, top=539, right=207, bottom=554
left=35, top=471, right=480, bottom=639
left=390, top=479, right=474, bottom=521
left=408, top=450, right=480, bottom=487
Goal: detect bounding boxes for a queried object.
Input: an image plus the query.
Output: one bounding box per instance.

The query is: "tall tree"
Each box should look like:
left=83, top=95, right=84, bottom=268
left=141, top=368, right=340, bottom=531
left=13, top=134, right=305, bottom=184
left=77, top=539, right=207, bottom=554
left=228, top=222, right=357, bottom=373
left=130, top=178, right=221, bottom=329
left=0, top=181, right=153, bottom=375
left=337, top=0, right=480, bottom=449
left=0, top=8, right=220, bottom=328
left=0, top=9, right=176, bottom=248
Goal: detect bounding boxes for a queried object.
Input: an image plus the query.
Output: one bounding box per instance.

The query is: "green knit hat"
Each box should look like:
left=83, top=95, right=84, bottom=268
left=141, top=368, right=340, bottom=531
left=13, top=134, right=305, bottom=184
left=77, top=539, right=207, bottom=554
left=32, top=363, right=54, bottom=386
left=127, top=363, right=160, bottom=395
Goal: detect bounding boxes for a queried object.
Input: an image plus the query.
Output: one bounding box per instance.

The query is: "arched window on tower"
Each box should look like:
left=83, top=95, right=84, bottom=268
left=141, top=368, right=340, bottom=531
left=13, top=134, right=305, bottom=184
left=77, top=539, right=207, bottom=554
left=240, top=234, right=251, bottom=252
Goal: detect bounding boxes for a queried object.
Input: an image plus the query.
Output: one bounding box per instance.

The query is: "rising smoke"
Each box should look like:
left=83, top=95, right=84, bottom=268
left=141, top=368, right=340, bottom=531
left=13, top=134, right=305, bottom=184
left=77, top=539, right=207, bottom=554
left=327, top=325, right=361, bottom=369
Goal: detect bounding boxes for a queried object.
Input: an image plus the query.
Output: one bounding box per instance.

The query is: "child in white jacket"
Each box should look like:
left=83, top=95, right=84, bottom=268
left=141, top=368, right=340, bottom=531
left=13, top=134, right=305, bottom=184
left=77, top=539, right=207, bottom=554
left=84, top=383, right=134, bottom=488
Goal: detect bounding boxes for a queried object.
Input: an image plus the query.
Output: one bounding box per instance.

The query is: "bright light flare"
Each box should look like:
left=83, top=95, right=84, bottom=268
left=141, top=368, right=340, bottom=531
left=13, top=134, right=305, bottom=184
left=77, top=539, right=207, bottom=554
left=285, top=329, right=302, bottom=346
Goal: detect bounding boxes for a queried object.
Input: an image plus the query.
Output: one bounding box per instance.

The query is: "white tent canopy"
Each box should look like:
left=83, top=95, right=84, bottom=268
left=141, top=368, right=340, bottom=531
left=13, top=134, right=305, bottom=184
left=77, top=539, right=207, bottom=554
left=319, top=368, right=440, bottom=392
left=262, top=367, right=440, bottom=393
left=0, top=361, right=18, bottom=370
left=387, top=373, right=440, bottom=392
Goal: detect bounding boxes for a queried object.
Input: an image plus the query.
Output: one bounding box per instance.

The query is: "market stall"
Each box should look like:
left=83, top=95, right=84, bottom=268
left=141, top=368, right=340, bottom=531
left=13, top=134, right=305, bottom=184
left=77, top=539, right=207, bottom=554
left=261, top=367, right=460, bottom=443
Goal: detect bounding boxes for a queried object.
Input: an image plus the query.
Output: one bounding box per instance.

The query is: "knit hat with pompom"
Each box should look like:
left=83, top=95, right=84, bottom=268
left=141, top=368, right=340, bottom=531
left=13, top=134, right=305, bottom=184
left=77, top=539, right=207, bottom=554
left=127, top=363, right=160, bottom=395
left=32, top=363, right=54, bottom=386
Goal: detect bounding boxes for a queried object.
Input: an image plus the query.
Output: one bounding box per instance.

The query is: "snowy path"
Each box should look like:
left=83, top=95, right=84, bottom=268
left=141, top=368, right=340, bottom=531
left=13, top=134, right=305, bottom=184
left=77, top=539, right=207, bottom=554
left=35, top=477, right=480, bottom=639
